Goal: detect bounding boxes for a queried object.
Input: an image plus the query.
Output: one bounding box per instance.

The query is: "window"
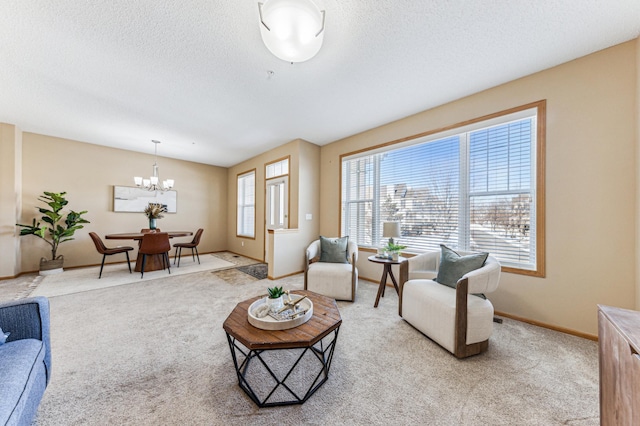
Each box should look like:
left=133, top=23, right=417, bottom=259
left=266, top=157, right=289, bottom=230
left=237, top=170, right=256, bottom=238
left=266, top=157, right=289, bottom=179
left=341, top=101, right=545, bottom=276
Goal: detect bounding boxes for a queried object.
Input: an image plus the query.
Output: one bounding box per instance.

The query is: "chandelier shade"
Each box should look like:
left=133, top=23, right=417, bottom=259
left=258, top=0, right=325, bottom=63
left=134, top=140, right=174, bottom=191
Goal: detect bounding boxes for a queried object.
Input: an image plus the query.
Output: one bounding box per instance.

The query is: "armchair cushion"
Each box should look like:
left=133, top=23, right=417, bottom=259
left=402, top=279, right=494, bottom=353
left=306, top=262, right=357, bottom=301
left=305, top=238, right=358, bottom=301
left=319, top=236, right=349, bottom=263
left=436, top=245, right=488, bottom=288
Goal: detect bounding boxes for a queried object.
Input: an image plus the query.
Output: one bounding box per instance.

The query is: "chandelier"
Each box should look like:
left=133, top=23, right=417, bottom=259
left=258, top=0, right=325, bottom=63
left=134, top=140, right=175, bottom=191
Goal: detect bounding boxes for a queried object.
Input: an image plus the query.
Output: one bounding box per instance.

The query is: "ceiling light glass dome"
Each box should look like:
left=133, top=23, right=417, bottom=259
left=258, top=0, right=325, bottom=63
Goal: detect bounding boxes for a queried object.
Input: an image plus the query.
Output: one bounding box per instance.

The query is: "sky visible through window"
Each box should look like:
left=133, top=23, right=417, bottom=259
left=380, top=122, right=531, bottom=191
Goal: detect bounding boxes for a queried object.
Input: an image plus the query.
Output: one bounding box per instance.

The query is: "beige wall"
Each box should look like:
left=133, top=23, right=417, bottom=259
left=16, top=133, right=228, bottom=272
left=227, top=138, right=318, bottom=262
left=636, top=37, right=640, bottom=310
left=0, top=124, right=22, bottom=277
left=320, top=39, right=639, bottom=336
left=298, top=139, right=321, bottom=243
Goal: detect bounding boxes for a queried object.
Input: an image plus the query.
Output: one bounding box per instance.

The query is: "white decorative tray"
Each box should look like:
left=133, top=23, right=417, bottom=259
left=247, top=295, right=313, bottom=331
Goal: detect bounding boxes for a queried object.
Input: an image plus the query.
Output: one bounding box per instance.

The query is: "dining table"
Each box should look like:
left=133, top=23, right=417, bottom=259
left=105, top=231, right=193, bottom=272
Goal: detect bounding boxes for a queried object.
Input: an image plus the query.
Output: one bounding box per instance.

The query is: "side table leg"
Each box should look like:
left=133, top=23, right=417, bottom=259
left=381, top=265, right=388, bottom=298
left=374, top=269, right=388, bottom=308
left=389, top=268, right=400, bottom=295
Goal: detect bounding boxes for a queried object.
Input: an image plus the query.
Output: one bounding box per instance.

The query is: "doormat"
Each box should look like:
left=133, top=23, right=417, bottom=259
left=236, top=264, right=268, bottom=280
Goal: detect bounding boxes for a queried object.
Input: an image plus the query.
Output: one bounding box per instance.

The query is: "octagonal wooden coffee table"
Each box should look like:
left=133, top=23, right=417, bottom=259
left=223, top=290, right=342, bottom=407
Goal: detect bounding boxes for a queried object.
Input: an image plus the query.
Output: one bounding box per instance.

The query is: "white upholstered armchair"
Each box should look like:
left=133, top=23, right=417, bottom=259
left=398, top=248, right=501, bottom=358
left=304, top=238, right=358, bottom=302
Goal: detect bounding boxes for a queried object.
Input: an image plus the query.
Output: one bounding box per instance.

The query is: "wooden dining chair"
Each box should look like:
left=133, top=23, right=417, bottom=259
left=88, top=232, right=134, bottom=279
left=173, top=228, right=204, bottom=268
left=138, top=232, right=171, bottom=278
left=173, top=228, right=204, bottom=267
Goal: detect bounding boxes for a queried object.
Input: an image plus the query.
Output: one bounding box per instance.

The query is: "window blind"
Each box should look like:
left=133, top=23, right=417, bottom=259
left=237, top=171, right=255, bottom=237
left=341, top=108, right=538, bottom=271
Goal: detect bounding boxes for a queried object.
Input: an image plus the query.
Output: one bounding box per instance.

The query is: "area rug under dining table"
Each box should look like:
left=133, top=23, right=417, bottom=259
left=30, top=254, right=236, bottom=298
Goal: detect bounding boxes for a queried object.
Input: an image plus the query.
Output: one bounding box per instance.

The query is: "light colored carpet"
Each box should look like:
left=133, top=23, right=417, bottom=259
left=31, top=270, right=599, bottom=425
left=30, top=254, right=236, bottom=298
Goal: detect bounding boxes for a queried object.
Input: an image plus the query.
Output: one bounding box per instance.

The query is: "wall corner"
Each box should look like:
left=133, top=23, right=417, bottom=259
left=0, top=123, right=23, bottom=277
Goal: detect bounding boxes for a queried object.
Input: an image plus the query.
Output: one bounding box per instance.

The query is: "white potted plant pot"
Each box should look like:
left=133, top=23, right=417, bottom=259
left=266, top=296, right=284, bottom=313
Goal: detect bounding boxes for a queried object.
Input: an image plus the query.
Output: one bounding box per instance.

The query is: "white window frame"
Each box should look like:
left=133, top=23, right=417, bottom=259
left=266, top=157, right=289, bottom=179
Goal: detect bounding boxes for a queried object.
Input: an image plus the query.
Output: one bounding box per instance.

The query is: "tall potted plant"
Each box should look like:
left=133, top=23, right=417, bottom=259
left=16, top=191, right=90, bottom=274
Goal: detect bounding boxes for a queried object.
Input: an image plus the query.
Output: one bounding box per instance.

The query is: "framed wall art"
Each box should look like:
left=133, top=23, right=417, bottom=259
left=113, top=186, right=177, bottom=213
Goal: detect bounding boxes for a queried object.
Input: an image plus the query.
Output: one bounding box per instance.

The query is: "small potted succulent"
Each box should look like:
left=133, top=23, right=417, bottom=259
left=266, top=285, right=285, bottom=312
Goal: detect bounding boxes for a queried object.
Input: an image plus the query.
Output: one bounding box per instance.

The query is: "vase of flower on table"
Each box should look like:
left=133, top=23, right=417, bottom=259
left=143, top=203, right=167, bottom=230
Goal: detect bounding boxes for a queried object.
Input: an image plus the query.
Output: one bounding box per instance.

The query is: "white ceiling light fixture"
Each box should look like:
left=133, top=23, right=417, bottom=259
left=258, top=0, right=325, bottom=63
left=134, top=140, right=175, bottom=191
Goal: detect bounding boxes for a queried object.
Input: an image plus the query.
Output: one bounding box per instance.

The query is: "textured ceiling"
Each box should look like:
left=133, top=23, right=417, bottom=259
left=1, top=1, right=639, bottom=167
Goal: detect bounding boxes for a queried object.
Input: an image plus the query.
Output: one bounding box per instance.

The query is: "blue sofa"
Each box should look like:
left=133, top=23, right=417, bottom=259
left=0, top=297, right=51, bottom=426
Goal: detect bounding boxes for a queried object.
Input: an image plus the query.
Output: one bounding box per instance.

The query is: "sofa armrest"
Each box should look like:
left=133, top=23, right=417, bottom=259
left=347, top=241, right=358, bottom=264
left=400, top=260, right=409, bottom=286
left=399, top=251, right=439, bottom=311
left=462, top=256, right=501, bottom=294
left=306, top=240, right=320, bottom=262
left=408, top=251, right=439, bottom=274
left=0, top=297, right=51, bottom=384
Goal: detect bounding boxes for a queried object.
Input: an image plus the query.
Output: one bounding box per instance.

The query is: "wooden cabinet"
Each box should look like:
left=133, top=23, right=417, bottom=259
left=598, top=305, right=640, bottom=425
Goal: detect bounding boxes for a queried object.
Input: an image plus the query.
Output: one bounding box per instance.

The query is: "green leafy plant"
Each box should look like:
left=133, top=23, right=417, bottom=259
left=16, top=191, right=90, bottom=261
left=143, top=203, right=167, bottom=219
left=385, top=242, right=407, bottom=253
left=267, top=286, right=285, bottom=299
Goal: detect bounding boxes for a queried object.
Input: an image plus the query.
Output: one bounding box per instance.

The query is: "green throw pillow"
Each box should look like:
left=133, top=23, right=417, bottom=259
left=319, top=236, right=349, bottom=263
left=435, top=244, right=488, bottom=288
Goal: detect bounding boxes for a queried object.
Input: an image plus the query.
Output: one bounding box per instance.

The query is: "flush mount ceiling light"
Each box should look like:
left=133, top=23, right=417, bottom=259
left=258, top=0, right=325, bottom=63
left=134, top=140, right=174, bottom=191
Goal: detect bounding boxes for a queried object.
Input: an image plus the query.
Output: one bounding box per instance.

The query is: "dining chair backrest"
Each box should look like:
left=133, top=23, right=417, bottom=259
left=139, top=232, right=170, bottom=255
left=89, top=232, right=108, bottom=254
left=191, top=228, right=204, bottom=245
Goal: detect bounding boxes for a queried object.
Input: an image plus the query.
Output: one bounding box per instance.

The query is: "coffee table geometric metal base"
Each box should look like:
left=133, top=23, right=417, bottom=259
left=223, top=290, right=342, bottom=407
left=225, top=328, right=339, bottom=407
